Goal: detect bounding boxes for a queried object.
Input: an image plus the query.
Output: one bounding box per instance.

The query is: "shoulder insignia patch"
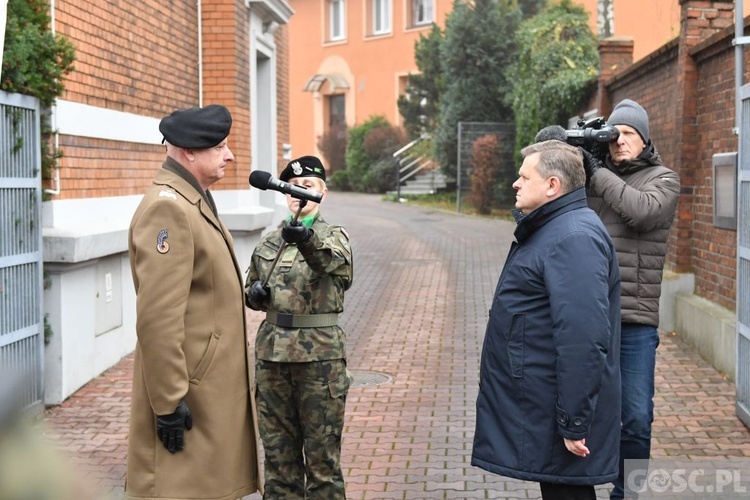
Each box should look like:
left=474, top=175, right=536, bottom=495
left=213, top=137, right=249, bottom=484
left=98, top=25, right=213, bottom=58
left=156, top=229, right=170, bottom=254
left=159, top=190, right=177, bottom=200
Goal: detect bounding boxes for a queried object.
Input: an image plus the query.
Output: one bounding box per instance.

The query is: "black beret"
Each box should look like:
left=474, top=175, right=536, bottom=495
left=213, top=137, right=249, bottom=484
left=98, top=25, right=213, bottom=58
left=279, top=155, right=327, bottom=182
left=159, top=104, right=232, bottom=149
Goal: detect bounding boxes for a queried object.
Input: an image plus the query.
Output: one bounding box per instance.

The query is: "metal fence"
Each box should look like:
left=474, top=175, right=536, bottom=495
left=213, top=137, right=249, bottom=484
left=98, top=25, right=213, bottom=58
left=0, top=90, right=44, bottom=415
left=737, top=86, right=750, bottom=429
left=456, top=121, right=515, bottom=213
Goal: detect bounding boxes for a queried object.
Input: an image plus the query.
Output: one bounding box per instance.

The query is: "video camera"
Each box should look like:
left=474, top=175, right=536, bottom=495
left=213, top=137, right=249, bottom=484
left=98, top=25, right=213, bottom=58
left=565, top=116, right=619, bottom=148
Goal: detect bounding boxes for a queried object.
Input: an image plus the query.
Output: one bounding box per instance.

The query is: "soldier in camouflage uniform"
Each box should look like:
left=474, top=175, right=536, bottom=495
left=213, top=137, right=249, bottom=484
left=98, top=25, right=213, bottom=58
left=245, top=155, right=353, bottom=499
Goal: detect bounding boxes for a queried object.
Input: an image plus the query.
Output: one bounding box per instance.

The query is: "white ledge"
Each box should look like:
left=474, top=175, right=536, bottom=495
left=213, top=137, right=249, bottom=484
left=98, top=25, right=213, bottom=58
left=43, top=192, right=273, bottom=264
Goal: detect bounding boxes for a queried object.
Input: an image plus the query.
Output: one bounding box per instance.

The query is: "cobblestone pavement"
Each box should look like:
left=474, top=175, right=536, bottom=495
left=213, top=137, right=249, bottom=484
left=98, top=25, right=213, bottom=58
left=40, top=192, right=750, bottom=499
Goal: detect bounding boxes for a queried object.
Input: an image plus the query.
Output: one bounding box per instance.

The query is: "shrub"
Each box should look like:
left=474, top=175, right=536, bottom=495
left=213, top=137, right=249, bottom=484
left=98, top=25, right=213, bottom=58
left=510, top=0, right=599, bottom=156
left=468, top=134, right=502, bottom=215
left=2, top=0, right=76, bottom=186
left=362, top=125, right=407, bottom=161
left=361, top=157, right=399, bottom=194
left=346, top=115, right=391, bottom=176
left=434, top=0, right=520, bottom=179
left=317, top=124, right=348, bottom=174
left=398, top=24, right=444, bottom=140
left=328, top=169, right=353, bottom=191
left=344, top=116, right=407, bottom=192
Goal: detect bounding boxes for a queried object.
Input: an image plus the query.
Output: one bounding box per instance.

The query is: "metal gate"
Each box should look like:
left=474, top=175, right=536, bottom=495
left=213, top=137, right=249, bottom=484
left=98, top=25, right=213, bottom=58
left=738, top=86, right=750, bottom=428
left=0, top=90, right=44, bottom=415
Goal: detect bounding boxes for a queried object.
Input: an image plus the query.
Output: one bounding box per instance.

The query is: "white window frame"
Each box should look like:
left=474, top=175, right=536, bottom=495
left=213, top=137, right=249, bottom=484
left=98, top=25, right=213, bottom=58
left=412, top=0, right=434, bottom=27
left=329, top=0, right=346, bottom=41
left=372, top=0, right=391, bottom=35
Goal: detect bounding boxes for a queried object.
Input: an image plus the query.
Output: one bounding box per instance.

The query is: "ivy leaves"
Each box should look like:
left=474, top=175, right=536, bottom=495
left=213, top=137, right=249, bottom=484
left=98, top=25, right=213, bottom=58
left=510, top=0, right=599, bottom=155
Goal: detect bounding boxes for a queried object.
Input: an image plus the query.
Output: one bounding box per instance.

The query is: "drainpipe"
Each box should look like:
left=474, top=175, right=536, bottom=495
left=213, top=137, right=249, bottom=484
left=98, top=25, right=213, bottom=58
left=45, top=0, right=61, bottom=196
left=736, top=1, right=745, bottom=135
left=197, top=0, right=203, bottom=106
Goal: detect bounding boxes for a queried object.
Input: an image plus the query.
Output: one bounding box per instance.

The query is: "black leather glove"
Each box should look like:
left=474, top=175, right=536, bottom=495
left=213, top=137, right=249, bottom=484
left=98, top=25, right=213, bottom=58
left=245, top=280, right=270, bottom=310
left=156, top=399, right=192, bottom=454
left=580, top=147, right=604, bottom=182
left=281, top=220, right=312, bottom=245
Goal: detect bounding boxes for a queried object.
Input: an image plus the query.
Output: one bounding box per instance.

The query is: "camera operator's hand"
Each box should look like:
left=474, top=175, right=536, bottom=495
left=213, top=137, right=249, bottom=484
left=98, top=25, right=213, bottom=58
left=245, top=280, right=270, bottom=310
left=586, top=142, right=608, bottom=162
left=156, top=399, right=192, bottom=454
left=281, top=220, right=312, bottom=245
left=580, top=147, right=604, bottom=182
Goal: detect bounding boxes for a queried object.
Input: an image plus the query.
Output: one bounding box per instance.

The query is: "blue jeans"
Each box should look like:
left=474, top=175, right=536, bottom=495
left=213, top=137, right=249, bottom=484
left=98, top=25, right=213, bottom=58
left=611, top=323, right=660, bottom=499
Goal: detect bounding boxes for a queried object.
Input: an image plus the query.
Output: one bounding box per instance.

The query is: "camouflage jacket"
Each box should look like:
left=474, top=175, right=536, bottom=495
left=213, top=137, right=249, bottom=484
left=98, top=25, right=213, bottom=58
left=246, top=215, right=353, bottom=362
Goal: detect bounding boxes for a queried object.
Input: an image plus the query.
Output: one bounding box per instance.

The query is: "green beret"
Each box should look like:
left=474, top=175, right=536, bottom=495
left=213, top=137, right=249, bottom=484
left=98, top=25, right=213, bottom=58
left=159, top=104, right=232, bottom=148
left=279, top=155, right=327, bottom=182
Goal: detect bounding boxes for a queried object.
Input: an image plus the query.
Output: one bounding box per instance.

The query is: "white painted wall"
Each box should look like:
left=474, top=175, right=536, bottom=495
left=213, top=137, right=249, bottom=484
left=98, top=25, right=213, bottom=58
left=53, top=100, right=162, bottom=144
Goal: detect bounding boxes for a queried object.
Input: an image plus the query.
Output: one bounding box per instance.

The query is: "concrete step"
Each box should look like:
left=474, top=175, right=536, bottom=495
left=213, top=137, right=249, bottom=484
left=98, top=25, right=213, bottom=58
left=388, top=170, right=449, bottom=196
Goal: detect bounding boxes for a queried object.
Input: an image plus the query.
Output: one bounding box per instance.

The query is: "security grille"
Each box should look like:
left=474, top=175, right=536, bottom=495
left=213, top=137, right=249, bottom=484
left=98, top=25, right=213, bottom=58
left=737, top=86, right=750, bottom=429
left=0, top=90, right=44, bottom=414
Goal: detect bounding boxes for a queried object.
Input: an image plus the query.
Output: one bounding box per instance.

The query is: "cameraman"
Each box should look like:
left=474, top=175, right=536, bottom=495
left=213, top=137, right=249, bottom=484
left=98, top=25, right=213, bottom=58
left=583, top=99, right=680, bottom=499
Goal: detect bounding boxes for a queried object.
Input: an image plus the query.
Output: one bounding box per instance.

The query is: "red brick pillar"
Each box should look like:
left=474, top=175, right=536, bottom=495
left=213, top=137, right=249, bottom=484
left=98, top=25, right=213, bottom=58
left=596, top=37, right=634, bottom=117
left=276, top=25, right=291, bottom=176
left=202, top=0, right=251, bottom=191
left=671, top=0, right=734, bottom=272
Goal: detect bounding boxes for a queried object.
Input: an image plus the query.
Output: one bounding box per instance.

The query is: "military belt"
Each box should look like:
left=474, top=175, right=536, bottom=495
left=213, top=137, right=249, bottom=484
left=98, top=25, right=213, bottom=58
left=265, top=311, right=339, bottom=328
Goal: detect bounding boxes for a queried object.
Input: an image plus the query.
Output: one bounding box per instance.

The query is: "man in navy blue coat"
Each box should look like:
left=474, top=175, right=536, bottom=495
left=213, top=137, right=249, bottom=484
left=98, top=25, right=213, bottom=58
left=472, top=140, right=622, bottom=500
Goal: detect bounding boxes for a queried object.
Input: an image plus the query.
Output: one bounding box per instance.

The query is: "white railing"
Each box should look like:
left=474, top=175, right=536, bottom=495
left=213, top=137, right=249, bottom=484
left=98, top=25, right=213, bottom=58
left=392, top=134, right=433, bottom=199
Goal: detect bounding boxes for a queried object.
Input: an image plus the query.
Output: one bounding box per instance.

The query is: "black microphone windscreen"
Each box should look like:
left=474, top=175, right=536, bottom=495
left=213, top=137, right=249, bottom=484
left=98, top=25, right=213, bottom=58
left=249, top=170, right=272, bottom=190
left=534, top=125, right=567, bottom=143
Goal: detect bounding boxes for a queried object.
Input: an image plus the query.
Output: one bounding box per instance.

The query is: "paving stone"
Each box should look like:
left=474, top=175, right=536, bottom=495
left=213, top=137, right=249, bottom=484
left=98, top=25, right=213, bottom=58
left=39, top=193, right=750, bottom=499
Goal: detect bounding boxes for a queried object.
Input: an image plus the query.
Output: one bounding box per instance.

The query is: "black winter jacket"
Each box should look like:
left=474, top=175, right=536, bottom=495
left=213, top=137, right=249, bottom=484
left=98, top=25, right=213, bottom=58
left=587, top=143, right=680, bottom=327
left=472, top=188, right=622, bottom=485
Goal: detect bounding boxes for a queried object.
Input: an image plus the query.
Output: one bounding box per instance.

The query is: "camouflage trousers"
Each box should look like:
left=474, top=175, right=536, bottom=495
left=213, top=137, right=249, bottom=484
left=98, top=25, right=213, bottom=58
left=255, top=359, right=350, bottom=499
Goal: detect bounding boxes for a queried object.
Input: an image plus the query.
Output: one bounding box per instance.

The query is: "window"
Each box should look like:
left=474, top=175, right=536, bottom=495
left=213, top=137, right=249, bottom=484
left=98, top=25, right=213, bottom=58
left=329, top=0, right=345, bottom=41
left=372, top=0, right=391, bottom=35
left=410, top=0, right=434, bottom=27
left=329, top=94, right=346, bottom=130
left=324, top=95, right=347, bottom=172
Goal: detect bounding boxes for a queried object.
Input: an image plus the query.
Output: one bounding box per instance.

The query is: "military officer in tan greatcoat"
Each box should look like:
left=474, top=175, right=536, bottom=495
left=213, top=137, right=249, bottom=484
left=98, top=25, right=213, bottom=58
left=126, top=104, right=262, bottom=500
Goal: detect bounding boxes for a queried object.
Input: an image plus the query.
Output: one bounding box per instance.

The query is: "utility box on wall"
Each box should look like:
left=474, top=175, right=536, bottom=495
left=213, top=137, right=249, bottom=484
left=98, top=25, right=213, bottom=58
left=713, top=152, right=738, bottom=231
left=95, top=256, right=123, bottom=335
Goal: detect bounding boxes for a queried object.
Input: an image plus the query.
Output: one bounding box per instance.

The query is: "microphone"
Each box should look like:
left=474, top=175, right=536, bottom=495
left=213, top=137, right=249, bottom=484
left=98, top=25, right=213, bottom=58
left=534, top=125, right=567, bottom=143
left=249, top=170, right=323, bottom=203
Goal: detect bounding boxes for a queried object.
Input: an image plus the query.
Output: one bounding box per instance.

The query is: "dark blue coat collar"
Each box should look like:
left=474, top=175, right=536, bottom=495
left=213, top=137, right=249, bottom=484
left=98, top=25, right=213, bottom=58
left=512, top=187, right=587, bottom=243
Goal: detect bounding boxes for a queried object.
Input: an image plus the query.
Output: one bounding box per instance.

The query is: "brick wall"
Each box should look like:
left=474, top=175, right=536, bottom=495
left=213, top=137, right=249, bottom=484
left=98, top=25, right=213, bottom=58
left=54, top=2, right=200, bottom=113
left=51, top=0, right=288, bottom=199
left=201, top=0, right=250, bottom=190
left=276, top=24, right=290, bottom=177
left=53, top=1, right=200, bottom=199
left=691, top=28, right=739, bottom=308
left=55, top=136, right=164, bottom=198
left=607, top=43, right=684, bottom=272
left=593, top=0, right=742, bottom=310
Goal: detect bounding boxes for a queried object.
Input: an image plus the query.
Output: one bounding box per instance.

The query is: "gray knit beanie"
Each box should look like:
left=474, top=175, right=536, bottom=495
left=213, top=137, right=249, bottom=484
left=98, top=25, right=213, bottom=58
left=608, top=99, right=649, bottom=142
